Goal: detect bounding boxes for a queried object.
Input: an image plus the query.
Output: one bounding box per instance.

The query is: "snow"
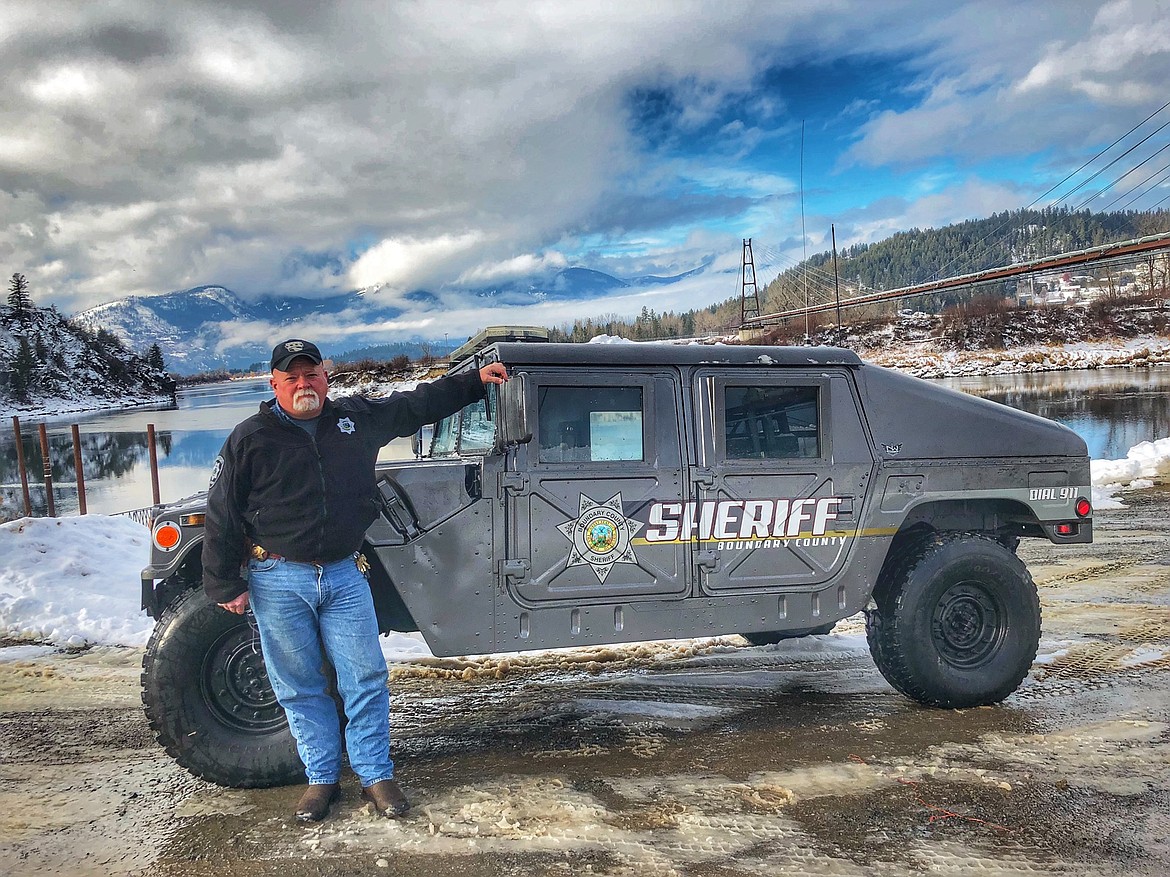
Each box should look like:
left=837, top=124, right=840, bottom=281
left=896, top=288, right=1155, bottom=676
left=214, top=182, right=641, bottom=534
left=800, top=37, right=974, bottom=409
left=1090, top=437, right=1170, bottom=509
left=2, top=424, right=1167, bottom=651
left=0, top=513, right=449, bottom=656
left=0, top=390, right=175, bottom=420
left=0, top=515, right=156, bottom=647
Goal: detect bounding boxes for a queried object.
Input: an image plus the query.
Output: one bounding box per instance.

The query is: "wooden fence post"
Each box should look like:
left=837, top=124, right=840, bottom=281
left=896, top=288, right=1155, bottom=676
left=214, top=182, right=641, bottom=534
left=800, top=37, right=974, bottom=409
left=71, top=424, right=87, bottom=515
left=146, top=423, right=161, bottom=505
left=11, top=416, right=32, bottom=516
left=37, top=423, right=55, bottom=517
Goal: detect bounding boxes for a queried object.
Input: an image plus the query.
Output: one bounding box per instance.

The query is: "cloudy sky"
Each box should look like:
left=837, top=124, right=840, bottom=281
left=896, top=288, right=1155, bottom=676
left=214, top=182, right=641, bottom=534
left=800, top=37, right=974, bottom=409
left=3, top=0, right=1170, bottom=342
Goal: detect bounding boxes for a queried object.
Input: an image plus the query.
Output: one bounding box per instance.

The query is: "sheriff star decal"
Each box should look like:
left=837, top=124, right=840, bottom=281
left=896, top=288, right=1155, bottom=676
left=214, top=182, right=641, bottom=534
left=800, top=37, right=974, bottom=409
left=556, top=493, right=643, bottom=583
left=337, top=417, right=356, bottom=435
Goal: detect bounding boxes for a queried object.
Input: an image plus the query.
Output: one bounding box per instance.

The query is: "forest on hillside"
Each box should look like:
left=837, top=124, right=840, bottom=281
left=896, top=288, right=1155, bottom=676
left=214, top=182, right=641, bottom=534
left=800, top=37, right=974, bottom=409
left=0, top=273, right=172, bottom=409
left=549, top=207, right=1170, bottom=343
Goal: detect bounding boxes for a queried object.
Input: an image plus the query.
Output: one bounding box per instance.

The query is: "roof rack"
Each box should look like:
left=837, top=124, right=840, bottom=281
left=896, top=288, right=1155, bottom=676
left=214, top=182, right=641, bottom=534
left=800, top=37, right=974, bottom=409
left=449, top=325, right=550, bottom=363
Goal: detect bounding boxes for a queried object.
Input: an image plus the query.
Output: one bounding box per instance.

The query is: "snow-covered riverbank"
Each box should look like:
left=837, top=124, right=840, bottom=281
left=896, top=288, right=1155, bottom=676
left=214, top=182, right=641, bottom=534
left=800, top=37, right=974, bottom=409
left=0, top=390, right=175, bottom=420
left=865, top=333, right=1170, bottom=378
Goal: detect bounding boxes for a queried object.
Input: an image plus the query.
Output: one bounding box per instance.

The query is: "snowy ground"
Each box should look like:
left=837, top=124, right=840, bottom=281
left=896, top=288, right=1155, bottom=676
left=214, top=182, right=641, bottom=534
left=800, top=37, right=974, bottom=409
left=862, top=330, right=1170, bottom=378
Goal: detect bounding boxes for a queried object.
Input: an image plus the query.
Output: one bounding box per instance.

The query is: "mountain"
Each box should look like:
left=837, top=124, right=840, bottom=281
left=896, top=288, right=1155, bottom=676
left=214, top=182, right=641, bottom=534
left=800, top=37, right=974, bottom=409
left=0, top=303, right=172, bottom=415
left=73, top=266, right=681, bottom=374
left=75, top=285, right=389, bottom=374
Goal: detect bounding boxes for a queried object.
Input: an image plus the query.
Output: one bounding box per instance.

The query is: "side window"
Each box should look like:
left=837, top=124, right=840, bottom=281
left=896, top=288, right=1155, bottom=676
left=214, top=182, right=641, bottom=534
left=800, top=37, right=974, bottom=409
left=538, top=386, right=644, bottom=463
left=433, top=386, right=498, bottom=456
left=724, top=385, right=819, bottom=459
left=458, top=385, right=497, bottom=454
left=432, top=409, right=459, bottom=456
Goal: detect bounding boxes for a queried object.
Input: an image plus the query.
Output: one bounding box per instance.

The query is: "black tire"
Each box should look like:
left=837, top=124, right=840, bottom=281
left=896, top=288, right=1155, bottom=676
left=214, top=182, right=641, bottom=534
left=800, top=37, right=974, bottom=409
left=141, top=587, right=304, bottom=788
left=865, top=532, right=1040, bottom=708
left=742, top=623, right=836, bottom=646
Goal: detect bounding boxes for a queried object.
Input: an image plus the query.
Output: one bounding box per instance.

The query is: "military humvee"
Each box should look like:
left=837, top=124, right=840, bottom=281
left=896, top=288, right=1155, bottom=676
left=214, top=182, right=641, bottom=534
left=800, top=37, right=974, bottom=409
left=139, top=336, right=1092, bottom=788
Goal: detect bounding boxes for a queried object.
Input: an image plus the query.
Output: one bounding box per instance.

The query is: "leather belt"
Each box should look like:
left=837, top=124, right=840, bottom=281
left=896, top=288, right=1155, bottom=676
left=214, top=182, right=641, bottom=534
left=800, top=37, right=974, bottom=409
left=249, top=543, right=369, bottom=573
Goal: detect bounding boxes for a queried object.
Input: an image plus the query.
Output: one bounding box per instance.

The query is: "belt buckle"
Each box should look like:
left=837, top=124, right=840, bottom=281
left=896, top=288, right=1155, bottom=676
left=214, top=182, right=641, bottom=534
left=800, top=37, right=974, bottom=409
left=250, top=544, right=269, bottom=561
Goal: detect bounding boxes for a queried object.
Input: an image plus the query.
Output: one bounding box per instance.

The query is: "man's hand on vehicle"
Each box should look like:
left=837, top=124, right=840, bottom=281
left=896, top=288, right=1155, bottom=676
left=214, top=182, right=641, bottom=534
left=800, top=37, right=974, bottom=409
left=219, top=592, right=250, bottom=614
left=479, top=362, right=509, bottom=385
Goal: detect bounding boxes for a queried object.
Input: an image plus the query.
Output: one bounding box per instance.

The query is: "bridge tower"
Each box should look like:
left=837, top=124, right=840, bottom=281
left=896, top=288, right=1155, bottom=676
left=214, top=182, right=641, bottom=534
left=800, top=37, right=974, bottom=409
left=739, top=238, right=761, bottom=324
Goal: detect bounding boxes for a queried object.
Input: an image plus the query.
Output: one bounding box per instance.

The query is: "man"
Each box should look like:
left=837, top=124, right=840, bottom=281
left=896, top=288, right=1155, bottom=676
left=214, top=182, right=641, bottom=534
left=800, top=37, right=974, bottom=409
left=203, top=338, right=508, bottom=823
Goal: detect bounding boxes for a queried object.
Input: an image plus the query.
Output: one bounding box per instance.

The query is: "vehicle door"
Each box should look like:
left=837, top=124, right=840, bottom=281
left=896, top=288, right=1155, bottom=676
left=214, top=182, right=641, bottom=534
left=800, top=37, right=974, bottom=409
left=690, top=367, right=874, bottom=594
left=504, top=368, right=688, bottom=604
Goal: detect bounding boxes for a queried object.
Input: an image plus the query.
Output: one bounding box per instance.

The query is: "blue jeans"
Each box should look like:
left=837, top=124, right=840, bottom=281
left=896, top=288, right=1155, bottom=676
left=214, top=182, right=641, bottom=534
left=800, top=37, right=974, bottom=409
left=247, top=554, right=394, bottom=787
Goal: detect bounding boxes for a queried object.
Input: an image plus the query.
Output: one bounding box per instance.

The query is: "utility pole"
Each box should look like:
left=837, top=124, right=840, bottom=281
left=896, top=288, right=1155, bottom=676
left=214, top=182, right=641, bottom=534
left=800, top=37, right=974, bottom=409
left=800, top=120, right=808, bottom=340
left=831, top=223, right=841, bottom=327
left=739, top=238, right=761, bottom=324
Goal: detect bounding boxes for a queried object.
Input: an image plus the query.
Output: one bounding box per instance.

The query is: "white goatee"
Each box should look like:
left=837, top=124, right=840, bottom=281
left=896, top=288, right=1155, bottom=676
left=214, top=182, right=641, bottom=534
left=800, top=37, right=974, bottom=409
left=292, top=389, right=320, bottom=414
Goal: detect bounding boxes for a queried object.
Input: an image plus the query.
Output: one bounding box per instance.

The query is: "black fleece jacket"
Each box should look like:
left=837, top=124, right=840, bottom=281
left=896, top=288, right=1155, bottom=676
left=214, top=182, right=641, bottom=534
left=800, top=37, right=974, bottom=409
left=202, top=370, right=486, bottom=603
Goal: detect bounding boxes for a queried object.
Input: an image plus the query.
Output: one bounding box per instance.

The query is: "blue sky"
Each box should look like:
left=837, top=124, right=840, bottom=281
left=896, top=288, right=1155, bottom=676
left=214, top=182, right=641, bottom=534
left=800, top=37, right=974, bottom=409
left=2, top=0, right=1169, bottom=346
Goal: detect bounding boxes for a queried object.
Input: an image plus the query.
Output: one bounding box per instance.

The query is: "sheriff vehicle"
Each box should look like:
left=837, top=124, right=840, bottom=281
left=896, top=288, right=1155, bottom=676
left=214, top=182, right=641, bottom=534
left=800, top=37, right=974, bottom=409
left=140, top=334, right=1092, bottom=787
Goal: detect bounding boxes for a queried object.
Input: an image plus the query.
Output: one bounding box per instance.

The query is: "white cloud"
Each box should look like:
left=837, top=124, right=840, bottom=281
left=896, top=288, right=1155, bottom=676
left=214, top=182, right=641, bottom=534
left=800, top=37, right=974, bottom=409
left=0, top=0, right=1163, bottom=343
left=349, top=233, right=485, bottom=291
left=1016, top=0, right=1170, bottom=101
left=455, top=251, right=569, bottom=286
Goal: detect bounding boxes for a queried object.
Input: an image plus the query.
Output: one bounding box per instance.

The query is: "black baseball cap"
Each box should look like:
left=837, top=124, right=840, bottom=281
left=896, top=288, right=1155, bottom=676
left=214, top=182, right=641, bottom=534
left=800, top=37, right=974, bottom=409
left=270, top=339, right=324, bottom=372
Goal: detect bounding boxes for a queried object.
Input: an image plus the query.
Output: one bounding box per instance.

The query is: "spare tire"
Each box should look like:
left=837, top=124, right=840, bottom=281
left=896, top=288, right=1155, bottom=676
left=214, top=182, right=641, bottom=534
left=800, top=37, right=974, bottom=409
left=141, top=587, right=304, bottom=788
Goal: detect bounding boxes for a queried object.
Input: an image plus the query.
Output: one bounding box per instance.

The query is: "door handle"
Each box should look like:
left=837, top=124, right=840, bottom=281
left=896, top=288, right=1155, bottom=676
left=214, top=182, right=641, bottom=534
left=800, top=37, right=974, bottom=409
left=695, top=550, right=719, bottom=572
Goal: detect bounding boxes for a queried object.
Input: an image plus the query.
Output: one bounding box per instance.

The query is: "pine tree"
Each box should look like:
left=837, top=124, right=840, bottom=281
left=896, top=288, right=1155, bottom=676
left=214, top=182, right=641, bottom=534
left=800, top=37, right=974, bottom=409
left=7, top=273, right=31, bottom=318
left=11, top=335, right=36, bottom=400
left=147, top=343, right=165, bottom=372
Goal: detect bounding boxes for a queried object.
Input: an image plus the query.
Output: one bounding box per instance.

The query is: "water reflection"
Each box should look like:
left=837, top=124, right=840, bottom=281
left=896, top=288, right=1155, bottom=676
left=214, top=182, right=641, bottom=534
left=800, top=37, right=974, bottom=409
left=3, top=367, right=1170, bottom=517
left=0, top=378, right=274, bottom=517
left=0, top=377, right=416, bottom=517
left=941, top=366, right=1170, bottom=461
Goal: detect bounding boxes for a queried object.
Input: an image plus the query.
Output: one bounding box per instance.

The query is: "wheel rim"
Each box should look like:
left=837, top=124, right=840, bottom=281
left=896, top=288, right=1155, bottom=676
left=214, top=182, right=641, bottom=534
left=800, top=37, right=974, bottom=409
left=931, top=580, right=1006, bottom=669
left=200, top=624, right=287, bottom=733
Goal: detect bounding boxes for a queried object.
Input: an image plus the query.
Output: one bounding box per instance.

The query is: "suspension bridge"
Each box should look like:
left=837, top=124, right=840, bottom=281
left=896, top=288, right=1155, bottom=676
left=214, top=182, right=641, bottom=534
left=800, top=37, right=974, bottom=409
left=740, top=229, right=1170, bottom=330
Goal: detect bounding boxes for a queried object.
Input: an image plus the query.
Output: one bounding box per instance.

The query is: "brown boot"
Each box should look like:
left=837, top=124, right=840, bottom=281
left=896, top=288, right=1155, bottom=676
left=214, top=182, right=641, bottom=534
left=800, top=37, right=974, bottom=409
left=294, top=783, right=340, bottom=823
left=362, top=778, right=410, bottom=817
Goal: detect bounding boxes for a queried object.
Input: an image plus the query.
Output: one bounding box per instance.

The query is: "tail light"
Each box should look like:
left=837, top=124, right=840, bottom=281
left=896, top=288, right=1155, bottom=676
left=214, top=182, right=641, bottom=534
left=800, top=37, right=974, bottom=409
left=1075, top=497, right=1091, bottom=517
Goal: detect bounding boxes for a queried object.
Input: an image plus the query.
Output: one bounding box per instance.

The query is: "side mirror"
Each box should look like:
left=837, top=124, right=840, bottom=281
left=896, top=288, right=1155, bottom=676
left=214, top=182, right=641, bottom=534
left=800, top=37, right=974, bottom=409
left=495, top=372, right=532, bottom=452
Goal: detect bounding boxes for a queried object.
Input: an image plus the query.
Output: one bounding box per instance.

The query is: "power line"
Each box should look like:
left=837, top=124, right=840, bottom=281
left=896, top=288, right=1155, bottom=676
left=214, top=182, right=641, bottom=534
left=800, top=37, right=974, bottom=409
left=1058, top=116, right=1170, bottom=206
left=1101, top=158, right=1170, bottom=213
left=926, top=100, right=1170, bottom=282
left=753, top=100, right=1170, bottom=318
left=1121, top=176, right=1170, bottom=211
left=1025, top=98, right=1170, bottom=211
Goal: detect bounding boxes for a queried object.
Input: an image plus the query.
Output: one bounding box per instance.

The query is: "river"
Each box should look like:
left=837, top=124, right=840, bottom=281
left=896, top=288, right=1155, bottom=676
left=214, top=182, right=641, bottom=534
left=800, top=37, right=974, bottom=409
left=4, top=366, right=1170, bottom=517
